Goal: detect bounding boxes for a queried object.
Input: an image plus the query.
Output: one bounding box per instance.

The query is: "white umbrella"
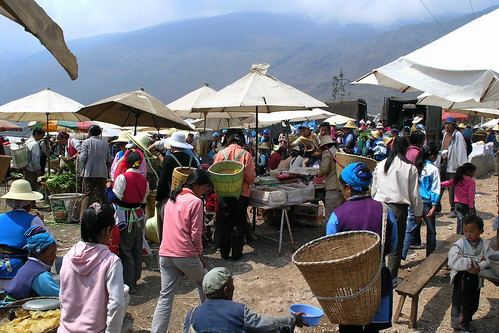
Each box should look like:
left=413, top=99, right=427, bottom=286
left=193, top=63, right=327, bottom=168
left=0, top=88, right=87, bottom=123
left=167, top=83, right=217, bottom=118
left=324, top=114, right=356, bottom=125
left=242, top=109, right=333, bottom=127
left=353, top=9, right=499, bottom=105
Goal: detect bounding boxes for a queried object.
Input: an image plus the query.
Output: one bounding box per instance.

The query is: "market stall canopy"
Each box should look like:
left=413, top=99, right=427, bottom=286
left=0, top=88, right=88, bottom=122
left=0, top=120, right=21, bottom=131
left=0, top=0, right=78, bottom=80
left=193, top=64, right=328, bottom=114
left=353, top=9, right=499, bottom=105
left=167, top=83, right=217, bottom=118
left=77, top=88, right=191, bottom=135
left=442, top=110, right=469, bottom=122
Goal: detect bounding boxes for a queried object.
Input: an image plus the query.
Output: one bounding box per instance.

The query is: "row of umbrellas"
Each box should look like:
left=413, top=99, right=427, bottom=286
left=0, top=64, right=328, bottom=137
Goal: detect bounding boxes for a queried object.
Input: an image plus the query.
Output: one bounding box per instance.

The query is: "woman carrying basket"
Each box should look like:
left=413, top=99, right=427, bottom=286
left=327, top=162, right=398, bottom=333
left=213, top=129, right=256, bottom=260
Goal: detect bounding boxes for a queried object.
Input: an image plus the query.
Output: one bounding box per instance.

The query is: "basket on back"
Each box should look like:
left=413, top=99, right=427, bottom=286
left=171, top=167, right=197, bottom=192
left=292, top=231, right=381, bottom=325
left=335, top=152, right=378, bottom=178
left=208, top=161, right=244, bottom=197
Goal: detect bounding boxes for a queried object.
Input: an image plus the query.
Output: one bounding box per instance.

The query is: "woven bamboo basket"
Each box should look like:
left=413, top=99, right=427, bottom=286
left=335, top=152, right=378, bottom=179
left=171, top=167, right=197, bottom=192
left=208, top=161, right=244, bottom=197
left=292, top=231, right=382, bottom=325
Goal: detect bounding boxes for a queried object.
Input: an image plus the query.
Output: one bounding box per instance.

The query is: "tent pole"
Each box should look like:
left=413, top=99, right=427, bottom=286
left=255, top=106, right=258, bottom=173
left=203, top=113, right=207, bottom=133
left=134, top=111, right=139, bottom=136
left=46, top=113, right=51, bottom=176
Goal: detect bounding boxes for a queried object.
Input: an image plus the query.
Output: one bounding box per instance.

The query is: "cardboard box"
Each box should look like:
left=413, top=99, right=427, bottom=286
left=292, top=203, right=324, bottom=217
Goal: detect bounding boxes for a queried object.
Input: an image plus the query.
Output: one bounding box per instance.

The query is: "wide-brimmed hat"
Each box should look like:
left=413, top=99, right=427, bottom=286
left=458, top=123, right=466, bottom=129
left=412, top=116, right=423, bottom=124
left=258, top=142, right=269, bottom=150
left=493, top=124, right=499, bottom=131
left=371, top=130, right=381, bottom=139
left=112, top=131, right=132, bottom=143
left=383, top=136, right=393, bottom=145
left=444, top=117, right=457, bottom=125
left=343, top=120, right=357, bottom=129
left=2, top=180, right=43, bottom=201
left=165, top=128, right=177, bottom=137
left=166, top=132, right=193, bottom=150
left=319, top=135, right=335, bottom=147
left=331, top=121, right=337, bottom=127
left=130, top=133, right=151, bottom=153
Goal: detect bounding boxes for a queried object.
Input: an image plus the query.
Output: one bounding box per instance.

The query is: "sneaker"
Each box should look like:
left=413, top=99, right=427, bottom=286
left=448, top=211, right=457, bottom=218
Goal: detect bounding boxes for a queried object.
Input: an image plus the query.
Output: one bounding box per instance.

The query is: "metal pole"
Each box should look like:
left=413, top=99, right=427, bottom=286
left=255, top=106, right=258, bottom=173
left=45, top=113, right=51, bottom=176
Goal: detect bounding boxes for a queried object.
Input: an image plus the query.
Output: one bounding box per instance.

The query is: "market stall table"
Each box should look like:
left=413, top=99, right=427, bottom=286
left=478, top=268, right=499, bottom=330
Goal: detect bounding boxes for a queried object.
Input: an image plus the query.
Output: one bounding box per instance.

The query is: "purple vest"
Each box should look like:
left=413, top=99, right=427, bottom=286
left=6, top=258, right=48, bottom=299
left=334, top=196, right=393, bottom=256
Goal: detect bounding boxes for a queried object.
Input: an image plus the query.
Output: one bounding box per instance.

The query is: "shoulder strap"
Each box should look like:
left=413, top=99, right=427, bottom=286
left=169, top=153, right=182, bottom=167
left=381, top=202, right=388, bottom=257
left=221, top=149, right=228, bottom=161
left=188, top=306, right=199, bottom=333
left=326, top=149, right=345, bottom=169
left=234, top=150, right=247, bottom=161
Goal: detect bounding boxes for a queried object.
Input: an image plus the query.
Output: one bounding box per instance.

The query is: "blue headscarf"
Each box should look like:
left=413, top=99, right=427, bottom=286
left=340, top=162, right=372, bottom=192
left=24, top=225, right=56, bottom=254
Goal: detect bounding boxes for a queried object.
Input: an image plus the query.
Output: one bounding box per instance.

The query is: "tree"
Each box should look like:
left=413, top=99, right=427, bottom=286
left=331, top=68, right=350, bottom=100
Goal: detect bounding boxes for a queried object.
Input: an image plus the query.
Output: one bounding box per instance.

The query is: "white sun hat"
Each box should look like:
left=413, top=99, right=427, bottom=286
left=2, top=180, right=43, bottom=201
left=165, top=132, right=193, bottom=150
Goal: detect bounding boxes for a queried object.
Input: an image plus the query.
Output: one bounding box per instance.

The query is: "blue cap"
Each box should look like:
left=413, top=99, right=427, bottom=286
left=444, top=117, right=457, bottom=125
left=263, top=129, right=270, bottom=134
left=222, top=129, right=227, bottom=134
left=251, top=130, right=256, bottom=137
left=213, top=132, right=220, bottom=137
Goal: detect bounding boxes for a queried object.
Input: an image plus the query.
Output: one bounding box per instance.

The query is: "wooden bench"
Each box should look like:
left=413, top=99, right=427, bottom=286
left=393, top=233, right=462, bottom=328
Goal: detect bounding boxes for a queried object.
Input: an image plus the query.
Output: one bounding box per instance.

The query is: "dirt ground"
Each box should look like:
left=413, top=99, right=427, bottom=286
left=12, top=172, right=498, bottom=333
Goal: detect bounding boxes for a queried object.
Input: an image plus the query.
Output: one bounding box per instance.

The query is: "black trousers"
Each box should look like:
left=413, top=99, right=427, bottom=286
left=215, top=196, right=249, bottom=259
left=451, top=271, right=480, bottom=329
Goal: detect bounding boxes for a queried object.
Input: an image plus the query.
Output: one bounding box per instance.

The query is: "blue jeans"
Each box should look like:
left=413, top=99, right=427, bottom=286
left=402, top=203, right=437, bottom=259
left=455, top=202, right=471, bottom=235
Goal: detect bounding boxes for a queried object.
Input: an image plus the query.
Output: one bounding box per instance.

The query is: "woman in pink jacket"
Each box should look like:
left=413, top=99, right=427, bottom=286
left=151, top=168, right=212, bottom=333
left=58, top=204, right=126, bottom=333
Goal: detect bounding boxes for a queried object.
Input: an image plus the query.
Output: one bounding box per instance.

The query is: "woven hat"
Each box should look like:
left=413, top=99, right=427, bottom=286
left=292, top=145, right=301, bottom=152
left=382, top=136, right=393, bottom=145
left=2, top=180, right=43, bottom=201
left=259, top=142, right=269, bottom=150
left=112, top=131, right=132, bottom=143
left=458, top=123, right=466, bottom=129
left=331, top=121, right=337, bottom=127
left=130, top=133, right=151, bottom=153
left=493, top=124, right=499, bottom=131
left=166, top=128, right=177, bottom=137
left=166, top=132, right=193, bottom=150
left=371, top=130, right=381, bottom=139
left=343, top=120, right=357, bottom=129
left=319, top=135, right=334, bottom=147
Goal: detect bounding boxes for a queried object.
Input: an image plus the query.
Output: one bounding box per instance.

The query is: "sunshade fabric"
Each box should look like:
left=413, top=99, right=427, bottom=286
left=168, top=84, right=217, bottom=117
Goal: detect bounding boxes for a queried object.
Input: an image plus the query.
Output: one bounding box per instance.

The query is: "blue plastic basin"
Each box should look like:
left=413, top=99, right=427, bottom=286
left=289, top=303, right=324, bottom=327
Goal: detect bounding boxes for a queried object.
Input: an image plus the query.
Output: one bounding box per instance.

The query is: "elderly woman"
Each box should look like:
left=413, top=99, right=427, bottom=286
left=5, top=225, right=58, bottom=300
left=0, top=179, right=47, bottom=290
left=327, top=162, right=398, bottom=333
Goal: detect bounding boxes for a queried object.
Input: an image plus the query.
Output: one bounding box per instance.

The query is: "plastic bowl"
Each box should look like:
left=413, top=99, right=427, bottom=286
left=289, top=303, right=324, bottom=327
left=485, top=251, right=499, bottom=276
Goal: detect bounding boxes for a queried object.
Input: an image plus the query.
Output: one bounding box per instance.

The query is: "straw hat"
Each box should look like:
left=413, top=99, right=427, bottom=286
left=2, top=180, right=43, bottom=201
left=382, top=136, right=393, bottom=145
left=371, top=130, right=381, bottom=139
left=166, top=132, right=193, bottom=150
left=130, top=133, right=151, bottom=153
left=319, top=135, right=334, bottom=147
left=112, top=131, right=132, bottom=143
left=343, top=120, right=357, bottom=129
left=292, top=145, right=301, bottom=152
left=165, top=128, right=177, bottom=137
left=458, top=123, right=466, bottom=129
left=259, top=142, right=269, bottom=150
left=493, top=124, right=499, bottom=131
left=331, top=121, right=337, bottom=127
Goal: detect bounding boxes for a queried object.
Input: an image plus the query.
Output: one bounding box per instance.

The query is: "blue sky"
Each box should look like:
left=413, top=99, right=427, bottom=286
left=1, top=0, right=497, bottom=56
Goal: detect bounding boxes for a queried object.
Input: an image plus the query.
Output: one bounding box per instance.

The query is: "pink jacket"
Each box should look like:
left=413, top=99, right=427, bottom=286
left=58, top=242, right=125, bottom=333
left=160, top=188, right=204, bottom=257
left=441, top=176, right=475, bottom=207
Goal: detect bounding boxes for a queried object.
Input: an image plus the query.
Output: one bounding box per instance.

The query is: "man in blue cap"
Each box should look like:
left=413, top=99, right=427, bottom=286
left=441, top=117, right=468, bottom=218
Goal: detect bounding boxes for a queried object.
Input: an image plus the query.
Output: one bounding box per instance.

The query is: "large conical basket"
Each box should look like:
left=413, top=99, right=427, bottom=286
left=335, top=152, right=378, bottom=179
left=171, top=167, right=197, bottom=192
left=292, top=231, right=381, bottom=325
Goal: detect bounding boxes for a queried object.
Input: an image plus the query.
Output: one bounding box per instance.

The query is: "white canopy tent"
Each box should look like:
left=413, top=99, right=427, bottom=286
left=167, top=83, right=217, bottom=118
left=241, top=109, right=333, bottom=127
left=354, top=9, right=499, bottom=107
